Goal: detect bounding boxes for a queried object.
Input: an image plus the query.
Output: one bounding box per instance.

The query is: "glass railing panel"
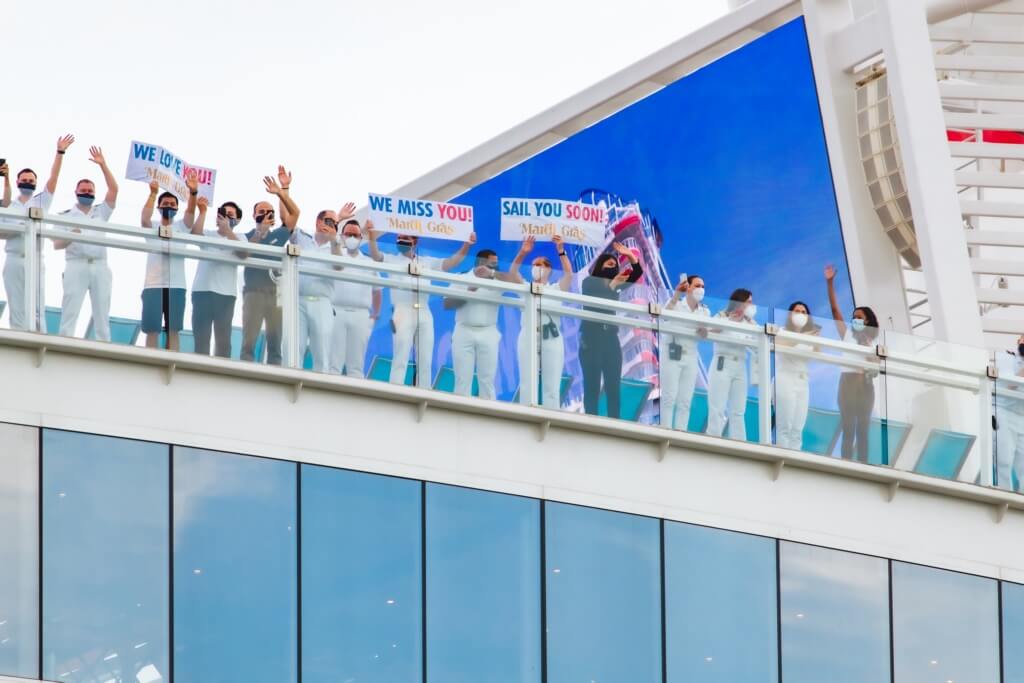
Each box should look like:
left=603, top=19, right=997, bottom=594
left=0, top=207, right=32, bottom=332
left=995, top=367, right=1024, bottom=493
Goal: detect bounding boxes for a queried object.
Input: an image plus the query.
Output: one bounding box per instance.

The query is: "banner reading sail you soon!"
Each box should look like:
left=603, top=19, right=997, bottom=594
left=125, top=140, right=217, bottom=203
left=499, top=198, right=607, bottom=246
left=367, top=194, right=474, bottom=242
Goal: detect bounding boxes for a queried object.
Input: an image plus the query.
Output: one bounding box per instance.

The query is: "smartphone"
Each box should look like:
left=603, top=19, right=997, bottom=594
left=0, top=159, right=6, bottom=176
left=217, top=207, right=227, bottom=218
left=678, top=272, right=688, bottom=285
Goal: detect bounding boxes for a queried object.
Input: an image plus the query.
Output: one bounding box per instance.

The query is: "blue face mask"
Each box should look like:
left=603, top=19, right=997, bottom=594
left=397, top=242, right=414, bottom=255
left=159, top=206, right=178, bottom=221
left=76, top=193, right=95, bottom=207
left=228, top=218, right=240, bottom=228
left=851, top=318, right=866, bottom=332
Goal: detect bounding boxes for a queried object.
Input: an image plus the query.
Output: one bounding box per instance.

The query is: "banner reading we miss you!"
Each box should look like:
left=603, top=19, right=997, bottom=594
left=125, top=140, right=217, bottom=203
left=367, top=193, right=474, bottom=241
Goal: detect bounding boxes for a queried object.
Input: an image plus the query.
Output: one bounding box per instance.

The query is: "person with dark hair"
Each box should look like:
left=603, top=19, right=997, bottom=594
left=52, top=145, right=118, bottom=341
left=706, top=287, right=757, bottom=440
left=579, top=242, right=643, bottom=418
left=139, top=173, right=200, bottom=350
left=826, top=264, right=880, bottom=462
left=774, top=301, right=821, bottom=450
left=447, top=245, right=528, bottom=399
left=661, top=273, right=710, bottom=430
left=191, top=200, right=244, bottom=358
left=330, top=218, right=381, bottom=378
left=0, top=134, right=74, bottom=331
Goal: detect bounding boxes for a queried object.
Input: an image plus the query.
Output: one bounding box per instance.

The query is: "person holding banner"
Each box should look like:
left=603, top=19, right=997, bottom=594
left=52, top=146, right=118, bottom=341
left=579, top=243, right=643, bottom=418
left=330, top=219, right=381, bottom=378
left=139, top=175, right=200, bottom=350
left=290, top=205, right=349, bottom=372
left=366, top=224, right=475, bottom=386
left=512, top=235, right=574, bottom=408
left=191, top=200, right=243, bottom=358
left=240, top=167, right=299, bottom=365
left=0, top=134, right=75, bottom=331
left=660, top=275, right=710, bottom=431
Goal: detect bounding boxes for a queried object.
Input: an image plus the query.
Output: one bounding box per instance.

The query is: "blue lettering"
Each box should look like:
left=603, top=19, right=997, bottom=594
left=133, top=143, right=156, bottom=161
left=369, top=194, right=393, bottom=212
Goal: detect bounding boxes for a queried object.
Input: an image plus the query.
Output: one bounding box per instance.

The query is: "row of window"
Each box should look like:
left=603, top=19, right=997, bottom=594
left=0, top=423, right=1021, bottom=682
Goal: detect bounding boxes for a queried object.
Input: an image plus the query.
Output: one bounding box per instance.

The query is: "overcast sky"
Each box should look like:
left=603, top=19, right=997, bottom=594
left=7, top=0, right=728, bottom=221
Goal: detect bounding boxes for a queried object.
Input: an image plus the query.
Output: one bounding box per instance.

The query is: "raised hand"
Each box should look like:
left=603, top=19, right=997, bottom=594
left=185, top=171, right=199, bottom=194
left=148, top=179, right=160, bottom=194
left=88, top=146, right=106, bottom=166
left=197, top=196, right=209, bottom=212
left=216, top=213, right=231, bottom=234
left=263, top=176, right=282, bottom=195
left=277, top=165, right=292, bottom=189
left=675, top=278, right=689, bottom=293
left=365, top=218, right=378, bottom=237
left=519, top=235, right=536, bottom=255
left=611, top=241, right=631, bottom=257
left=552, top=234, right=564, bottom=249
left=338, top=202, right=357, bottom=220
left=0, top=162, right=9, bottom=178
left=610, top=270, right=630, bottom=289
left=824, top=264, right=836, bottom=282
left=466, top=231, right=477, bottom=246
left=56, top=134, right=75, bottom=153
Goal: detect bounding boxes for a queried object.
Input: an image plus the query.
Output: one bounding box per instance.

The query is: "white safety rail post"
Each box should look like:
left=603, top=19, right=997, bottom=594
left=980, top=359, right=996, bottom=487
left=281, top=244, right=301, bottom=369
left=410, top=261, right=429, bottom=390
left=759, top=325, right=775, bottom=446
left=521, top=283, right=540, bottom=406
left=25, top=207, right=42, bottom=333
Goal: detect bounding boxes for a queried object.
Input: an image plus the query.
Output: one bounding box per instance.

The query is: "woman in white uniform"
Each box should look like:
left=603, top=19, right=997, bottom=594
left=774, top=302, right=820, bottom=450
left=706, top=288, right=757, bottom=440
left=513, top=235, right=574, bottom=408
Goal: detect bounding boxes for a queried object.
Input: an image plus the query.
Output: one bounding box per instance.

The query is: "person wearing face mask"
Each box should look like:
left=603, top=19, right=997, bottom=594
left=512, top=235, right=574, bottom=408
left=579, top=242, right=643, bottom=418
left=660, top=274, right=710, bottom=431
left=445, top=247, right=525, bottom=399
left=367, top=224, right=475, bottom=386
left=290, top=204, right=350, bottom=373
left=826, top=264, right=880, bottom=462
left=240, top=166, right=299, bottom=364
left=190, top=200, right=244, bottom=358
left=51, top=146, right=118, bottom=341
left=995, top=335, right=1024, bottom=491
left=706, top=288, right=757, bottom=440
left=329, top=219, right=380, bottom=377
left=140, top=175, right=201, bottom=350
left=774, top=301, right=821, bottom=450
left=0, top=134, right=75, bottom=331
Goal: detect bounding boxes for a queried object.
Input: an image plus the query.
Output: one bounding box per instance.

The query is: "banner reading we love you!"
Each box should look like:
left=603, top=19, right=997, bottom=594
left=367, top=194, right=474, bottom=242
left=125, top=140, right=217, bottom=203
left=499, top=198, right=607, bottom=246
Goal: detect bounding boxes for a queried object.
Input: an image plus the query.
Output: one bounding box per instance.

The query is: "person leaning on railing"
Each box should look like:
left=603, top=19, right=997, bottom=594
left=512, top=234, right=574, bottom=409
left=52, top=146, right=118, bottom=342
left=825, top=263, right=880, bottom=463
left=190, top=199, right=243, bottom=358
left=579, top=242, right=642, bottom=419
left=0, top=134, right=74, bottom=332
left=139, top=174, right=201, bottom=351
left=239, top=166, right=299, bottom=365
left=329, top=218, right=381, bottom=378
left=706, top=288, right=757, bottom=441
left=774, top=301, right=821, bottom=451
left=660, top=274, right=710, bottom=431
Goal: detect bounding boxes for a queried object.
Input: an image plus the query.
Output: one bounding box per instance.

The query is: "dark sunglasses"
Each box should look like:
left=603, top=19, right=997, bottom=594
left=322, top=218, right=338, bottom=228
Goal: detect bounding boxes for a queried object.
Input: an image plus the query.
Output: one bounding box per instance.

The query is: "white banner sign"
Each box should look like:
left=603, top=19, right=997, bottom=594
left=367, top=193, right=474, bottom=242
left=125, top=140, right=217, bottom=203
left=499, top=198, right=607, bottom=246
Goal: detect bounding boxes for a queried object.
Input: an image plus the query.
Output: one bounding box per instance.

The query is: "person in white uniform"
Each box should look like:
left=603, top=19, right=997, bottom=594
left=290, top=206, right=346, bottom=372
left=52, top=146, right=118, bottom=341
left=661, top=274, right=711, bottom=431
left=445, top=247, right=524, bottom=399
left=140, top=177, right=200, bottom=350
left=367, top=223, right=474, bottom=386
left=512, top=235, right=574, bottom=408
left=330, top=218, right=381, bottom=377
left=996, top=335, right=1024, bottom=491
left=773, top=301, right=821, bottom=450
left=191, top=200, right=244, bottom=357
left=0, top=134, right=75, bottom=331
left=706, top=288, right=757, bottom=440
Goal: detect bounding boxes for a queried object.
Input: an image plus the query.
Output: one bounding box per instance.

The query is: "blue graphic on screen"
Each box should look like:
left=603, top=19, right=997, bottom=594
left=363, top=17, right=855, bottom=431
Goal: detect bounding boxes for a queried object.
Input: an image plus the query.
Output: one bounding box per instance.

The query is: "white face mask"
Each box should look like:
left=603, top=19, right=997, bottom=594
left=531, top=265, right=548, bottom=282
left=791, top=312, right=809, bottom=329
left=343, top=236, right=361, bottom=251
left=690, top=286, right=705, bottom=302
left=851, top=318, right=866, bottom=332
left=745, top=303, right=758, bottom=320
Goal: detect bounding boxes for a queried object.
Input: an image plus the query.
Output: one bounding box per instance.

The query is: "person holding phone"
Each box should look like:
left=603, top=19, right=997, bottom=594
left=191, top=200, right=244, bottom=357
left=706, top=288, right=757, bottom=440
left=825, top=264, right=880, bottom=462
left=774, top=301, right=820, bottom=450
left=660, top=273, right=710, bottom=431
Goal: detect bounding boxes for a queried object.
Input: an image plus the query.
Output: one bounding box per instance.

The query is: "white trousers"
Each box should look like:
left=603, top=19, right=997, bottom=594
left=330, top=307, right=371, bottom=378
left=453, top=322, right=500, bottom=400
left=997, top=409, right=1024, bottom=490
left=60, top=259, right=112, bottom=341
left=706, top=354, right=748, bottom=440
left=518, top=328, right=566, bottom=409
left=774, top=370, right=809, bottom=450
left=298, top=297, right=333, bottom=373
left=391, top=303, right=434, bottom=386
left=660, top=353, right=699, bottom=430
left=3, top=255, right=46, bottom=332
